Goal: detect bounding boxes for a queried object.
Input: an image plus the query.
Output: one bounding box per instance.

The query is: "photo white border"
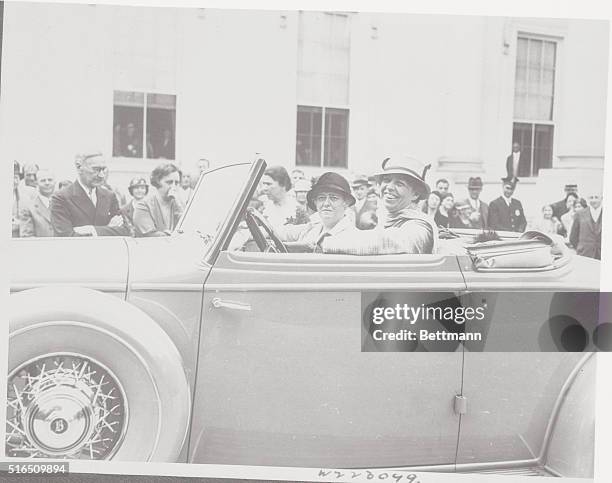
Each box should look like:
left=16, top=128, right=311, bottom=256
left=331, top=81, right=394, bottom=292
left=2, top=0, right=611, bottom=481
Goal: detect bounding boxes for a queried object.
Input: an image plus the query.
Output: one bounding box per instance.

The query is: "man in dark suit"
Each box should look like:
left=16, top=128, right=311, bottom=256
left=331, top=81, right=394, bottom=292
left=569, top=191, right=602, bottom=259
left=488, top=177, right=527, bottom=232
left=20, top=169, right=56, bottom=237
left=506, top=141, right=529, bottom=180
left=51, top=152, right=129, bottom=237
left=458, top=176, right=488, bottom=229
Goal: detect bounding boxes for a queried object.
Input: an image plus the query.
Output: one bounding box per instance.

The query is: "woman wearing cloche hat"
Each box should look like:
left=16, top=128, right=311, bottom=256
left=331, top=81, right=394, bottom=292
left=120, top=177, right=149, bottom=227
left=319, top=155, right=438, bottom=255
left=277, top=172, right=357, bottom=250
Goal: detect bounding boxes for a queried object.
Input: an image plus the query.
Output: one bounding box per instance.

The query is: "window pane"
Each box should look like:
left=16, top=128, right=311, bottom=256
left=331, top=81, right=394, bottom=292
left=533, top=124, right=554, bottom=175
left=512, top=122, right=533, bottom=177
left=528, top=39, right=542, bottom=68
left=296, top=106, right=322, bottom=166
left=539, top=95, right=554, bottom=122
left=514, top=93, right=528, bottom=120
left=113, top=91, right=144, bottom=158
left=516, top=38, right=528, bottom=68
left=543, top=41, right=556, bottom=69
left=513, top=37, right=557, bottom=123
left=527, top=67, right=541, bottom=95
left=298, top=11, right=350, bottom=106
left=514, top=66, right=527, bottom=93
left=542, top=69, right=555, bottom=94
left=146, top=93, right=176, bottom=159
left=323, top=108, right=349, bottom=168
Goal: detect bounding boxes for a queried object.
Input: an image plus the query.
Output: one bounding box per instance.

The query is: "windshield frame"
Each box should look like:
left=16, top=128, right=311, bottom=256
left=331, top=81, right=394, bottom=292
left=175, top=158, right=266, bottom=266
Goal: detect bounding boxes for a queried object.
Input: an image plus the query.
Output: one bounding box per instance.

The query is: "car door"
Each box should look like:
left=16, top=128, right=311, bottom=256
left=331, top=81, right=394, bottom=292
left=455, top=255, right=598, bottom=471
left=189, top=248, right=467, bottom=469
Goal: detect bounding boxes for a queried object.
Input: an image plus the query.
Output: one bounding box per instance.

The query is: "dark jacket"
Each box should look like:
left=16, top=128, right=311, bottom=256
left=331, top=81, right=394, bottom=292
left=457, top=197, right=489, bottom=229
left=132, top=193, right=184, bottom=237
left=506, top=152, right=529, bottom=179
left=50, top=180, right=129, bottom=237
left=569, top=209, right=602, bottom=260
left=488, top=196, right=527, bottom=232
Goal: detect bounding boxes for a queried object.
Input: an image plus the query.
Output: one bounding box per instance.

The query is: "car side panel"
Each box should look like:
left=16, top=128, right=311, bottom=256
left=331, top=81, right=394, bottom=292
left=189, top=251, right=466, bottom=468
left=457, top=353, right=586, bottom=467
left=457, top=254, right=597, bottom=470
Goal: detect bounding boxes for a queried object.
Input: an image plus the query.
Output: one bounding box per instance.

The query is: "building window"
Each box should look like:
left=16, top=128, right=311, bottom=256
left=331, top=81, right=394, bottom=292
left=512, top=36, right=557, bottom=176
left=296, top=106, right=349, bottom=167
left=296, top=12, right=351, bottom=168
left=113, top=91, right=176, bottom=160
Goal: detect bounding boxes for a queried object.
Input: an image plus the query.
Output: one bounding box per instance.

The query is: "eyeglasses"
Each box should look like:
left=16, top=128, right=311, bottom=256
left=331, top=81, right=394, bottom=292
left=86, top=166, right=108, bottom=175
left=315, top=194, right=343, bottom=205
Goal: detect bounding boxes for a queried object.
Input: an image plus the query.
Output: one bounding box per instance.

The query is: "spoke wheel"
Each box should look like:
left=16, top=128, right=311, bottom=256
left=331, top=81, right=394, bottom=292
left=9, top=287, right=192, bottom=462
left=6, top=353, right=127, bottom=460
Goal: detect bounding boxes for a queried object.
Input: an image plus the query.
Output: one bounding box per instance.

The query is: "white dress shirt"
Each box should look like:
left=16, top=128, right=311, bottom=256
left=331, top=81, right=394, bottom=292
left=511, top=151, right=521, bottom=176
left=354, top=197, right=366, bottom=212
left=589, top=206, right=602, bottom=223
left=77, top=178, right=97, bottom=206
left=39, top=194, right=50, bottom=209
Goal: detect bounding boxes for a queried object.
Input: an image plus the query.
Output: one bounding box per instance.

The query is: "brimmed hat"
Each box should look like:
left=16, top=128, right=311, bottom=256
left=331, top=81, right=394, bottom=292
left=128, top=177, right=149, bottom=195
left=307, top=172, right=356, bottom=211
left=294, top=179, right=311, bottom=193
left=455, top=200, right=470, bottom=210
left=351, top=174, right=370, bottom=188
left=373, top=155, right=431, bottom=200
left=501, top=176, right=518, bottom=188
left=467, top=177, right=483, bottom=189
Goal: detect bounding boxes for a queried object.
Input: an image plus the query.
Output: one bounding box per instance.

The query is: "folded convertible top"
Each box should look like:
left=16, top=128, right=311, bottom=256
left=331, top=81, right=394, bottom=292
left=466, top=231, right=567, bottom=271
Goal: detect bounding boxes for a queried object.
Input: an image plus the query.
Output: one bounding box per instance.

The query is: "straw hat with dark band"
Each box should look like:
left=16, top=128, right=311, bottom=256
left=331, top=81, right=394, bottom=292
left=373, top=155, right=431, bottom=200
left=307, top=172, right=356, bottom=211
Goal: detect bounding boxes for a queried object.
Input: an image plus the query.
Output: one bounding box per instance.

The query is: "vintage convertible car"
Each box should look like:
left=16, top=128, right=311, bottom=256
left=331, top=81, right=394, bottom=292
left=6, top=159, right=599, bottom=477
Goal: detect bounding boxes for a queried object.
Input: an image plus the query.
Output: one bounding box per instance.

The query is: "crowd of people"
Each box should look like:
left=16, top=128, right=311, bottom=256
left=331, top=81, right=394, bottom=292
left=12, top=155, right=207, bottom=239
left=11, top=152, right=603, bottom=260
left=247, top=157, right=602, bottom=259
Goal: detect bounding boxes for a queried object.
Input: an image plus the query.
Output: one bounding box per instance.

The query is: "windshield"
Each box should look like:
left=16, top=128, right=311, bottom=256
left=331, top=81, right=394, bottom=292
left=177, top=163, right=252, bottom=242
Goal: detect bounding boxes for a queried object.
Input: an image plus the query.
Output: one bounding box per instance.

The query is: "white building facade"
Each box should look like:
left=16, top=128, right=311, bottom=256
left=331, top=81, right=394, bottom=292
left=1, top=4, right=608, bottom=211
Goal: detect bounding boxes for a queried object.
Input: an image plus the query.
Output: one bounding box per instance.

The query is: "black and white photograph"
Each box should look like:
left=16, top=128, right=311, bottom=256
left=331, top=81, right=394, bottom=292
left=2, top=0, right=611, bottom=481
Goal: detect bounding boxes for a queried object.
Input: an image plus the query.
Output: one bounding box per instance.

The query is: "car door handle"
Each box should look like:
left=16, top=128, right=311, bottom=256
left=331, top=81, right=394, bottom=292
left=211, top=297, right=252, bottom=311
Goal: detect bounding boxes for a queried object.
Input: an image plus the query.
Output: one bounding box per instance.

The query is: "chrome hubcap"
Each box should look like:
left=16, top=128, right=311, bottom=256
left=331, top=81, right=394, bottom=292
left=6, top=354, right=127, bottom=459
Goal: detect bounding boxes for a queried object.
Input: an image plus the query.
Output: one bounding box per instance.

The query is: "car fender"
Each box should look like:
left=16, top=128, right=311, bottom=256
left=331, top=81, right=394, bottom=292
left=8, top=286, right=191, bottom=462
left=542, top=352, right=595, bottom=477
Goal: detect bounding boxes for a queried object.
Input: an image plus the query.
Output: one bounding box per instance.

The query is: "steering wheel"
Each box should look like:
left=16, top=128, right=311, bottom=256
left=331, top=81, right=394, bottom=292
left=244, top=208, right=288, bottom=253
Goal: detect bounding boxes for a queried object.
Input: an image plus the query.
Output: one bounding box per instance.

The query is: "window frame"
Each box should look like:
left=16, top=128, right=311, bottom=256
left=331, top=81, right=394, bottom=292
left=511, top=32, right=562, bottom=177
left=112, top=89, right=177, bottom=162
left=296, top=104, right=350, bottom=168
left=296, top=11, right=352, bottom=170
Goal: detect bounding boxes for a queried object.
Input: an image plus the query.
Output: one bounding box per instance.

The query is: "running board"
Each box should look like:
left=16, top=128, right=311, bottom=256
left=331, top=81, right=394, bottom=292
left=462, top=466, right=555, bottom=477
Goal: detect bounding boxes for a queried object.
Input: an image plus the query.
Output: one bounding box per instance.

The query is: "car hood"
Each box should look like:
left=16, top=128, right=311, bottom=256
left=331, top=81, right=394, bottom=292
left=10, top=237, right=129, bottom=295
